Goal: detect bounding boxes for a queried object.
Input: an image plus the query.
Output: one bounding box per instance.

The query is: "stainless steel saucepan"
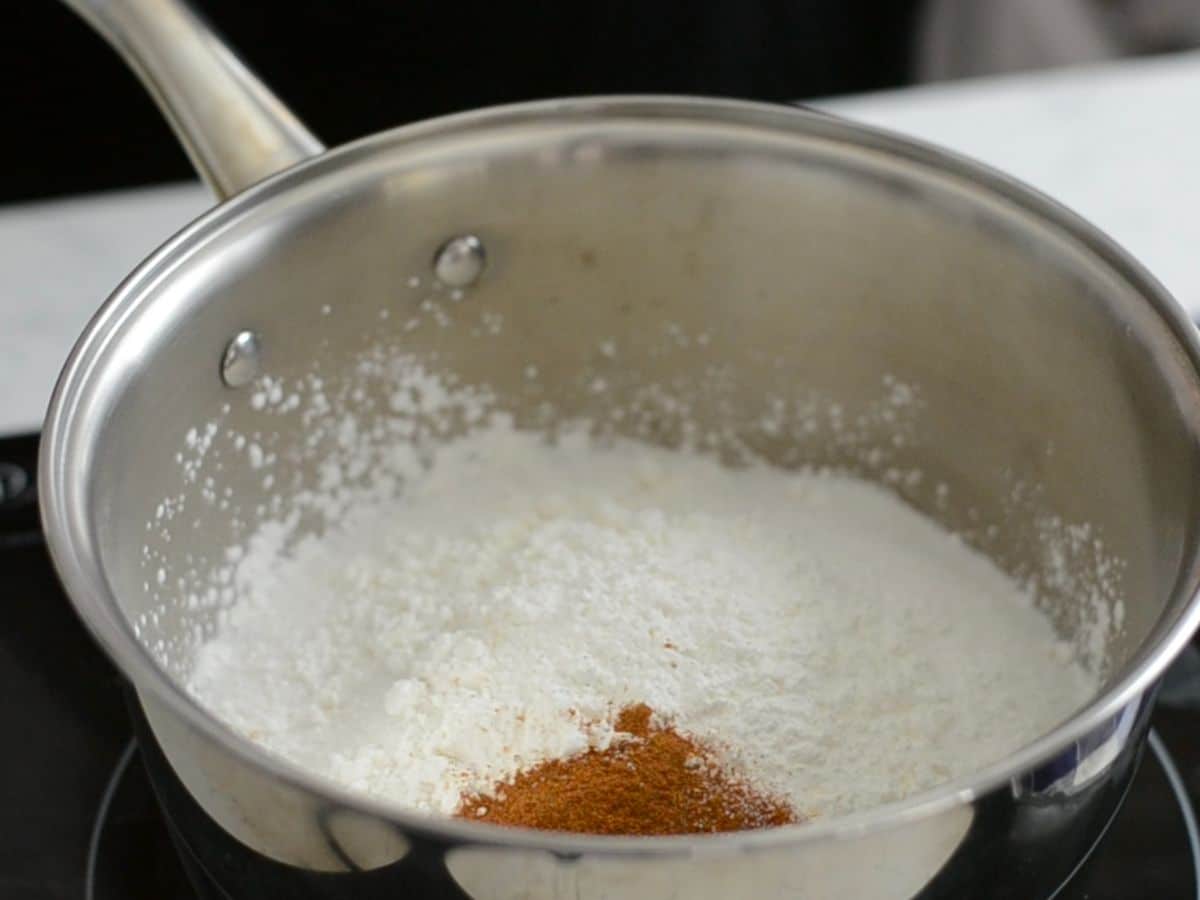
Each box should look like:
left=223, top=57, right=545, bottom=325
left=43, top=1, right=1200, bottom=897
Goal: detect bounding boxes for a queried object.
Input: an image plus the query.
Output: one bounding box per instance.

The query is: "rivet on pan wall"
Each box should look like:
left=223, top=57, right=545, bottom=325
left=433, top=234, right=487, bottom=288
left=220, top=330, right=262, bottom=388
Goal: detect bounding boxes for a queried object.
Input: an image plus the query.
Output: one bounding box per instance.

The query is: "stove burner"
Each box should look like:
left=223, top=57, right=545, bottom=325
left=83, top=728, right=1200, bottom=900
left=84, top=742, right=136, bottom=900
left=1144, top=730, right=1200, bottom=899
left=84, top=740, right=216, bottom=900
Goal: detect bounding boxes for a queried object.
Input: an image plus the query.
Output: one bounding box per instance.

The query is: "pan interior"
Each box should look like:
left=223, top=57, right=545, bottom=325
left=74, top=110, right=1200, bottom=807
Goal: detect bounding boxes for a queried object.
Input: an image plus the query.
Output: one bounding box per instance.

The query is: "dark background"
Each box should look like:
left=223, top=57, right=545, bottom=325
left=6, top=1, right=919, bottom=203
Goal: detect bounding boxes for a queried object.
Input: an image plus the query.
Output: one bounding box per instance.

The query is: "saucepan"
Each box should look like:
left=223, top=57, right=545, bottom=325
left=42, top=0, right=1200, bottom=897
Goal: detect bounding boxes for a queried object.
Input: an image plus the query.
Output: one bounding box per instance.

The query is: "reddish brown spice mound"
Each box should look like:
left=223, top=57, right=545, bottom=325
left=457, top=703, right=798, bottom=835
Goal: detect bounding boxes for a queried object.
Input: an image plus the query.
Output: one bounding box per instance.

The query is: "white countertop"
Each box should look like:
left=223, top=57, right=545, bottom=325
left=819, top=50, right=1200, bottom=317
left=0, top=184, right=210, bottom=435
left=3, top=50, right=1199, bottom=436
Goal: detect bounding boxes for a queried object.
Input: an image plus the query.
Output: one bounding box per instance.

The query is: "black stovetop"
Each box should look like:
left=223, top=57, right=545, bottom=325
left=4, top=429, right=1200, bottom=900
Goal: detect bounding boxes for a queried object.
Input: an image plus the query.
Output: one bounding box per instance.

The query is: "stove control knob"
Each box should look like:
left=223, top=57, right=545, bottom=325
left=0, top=461, right=30, bottom=507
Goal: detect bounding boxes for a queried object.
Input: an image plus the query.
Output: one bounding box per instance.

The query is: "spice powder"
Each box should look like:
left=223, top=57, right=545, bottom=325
left=457, top=704, right=798, bottom=836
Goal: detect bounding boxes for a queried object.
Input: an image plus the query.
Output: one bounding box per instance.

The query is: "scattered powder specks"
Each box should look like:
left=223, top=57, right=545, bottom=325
left=141, top=336, right=1123, bottom=830
left=188, top=424, right=1097, bottom=820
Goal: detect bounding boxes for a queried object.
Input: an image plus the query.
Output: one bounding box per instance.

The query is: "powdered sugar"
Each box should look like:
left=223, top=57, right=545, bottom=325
left=188, top=423, right=1097, bottom=820
left=133, top=325, right=1120, bottom=827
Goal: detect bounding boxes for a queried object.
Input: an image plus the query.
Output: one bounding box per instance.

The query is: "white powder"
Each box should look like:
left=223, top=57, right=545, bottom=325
left=188, top=424, right=1096, bottom=821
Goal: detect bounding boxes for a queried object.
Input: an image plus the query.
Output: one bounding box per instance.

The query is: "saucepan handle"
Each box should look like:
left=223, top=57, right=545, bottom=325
left=62, top=0, right=325, bottom=200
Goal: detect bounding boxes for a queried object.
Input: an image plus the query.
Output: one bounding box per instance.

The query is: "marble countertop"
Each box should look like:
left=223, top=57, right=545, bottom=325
left=819, top=50, right=1200, bottom=317
left=3, top=50, right=1199, bottom=435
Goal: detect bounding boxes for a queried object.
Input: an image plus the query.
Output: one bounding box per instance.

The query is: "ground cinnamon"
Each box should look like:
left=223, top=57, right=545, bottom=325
left=457, top=704, right=798, bottom=835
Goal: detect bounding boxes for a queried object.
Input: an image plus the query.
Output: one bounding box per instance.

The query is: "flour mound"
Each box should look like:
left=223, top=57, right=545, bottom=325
left=188, top=426, right=1096, bottom=819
